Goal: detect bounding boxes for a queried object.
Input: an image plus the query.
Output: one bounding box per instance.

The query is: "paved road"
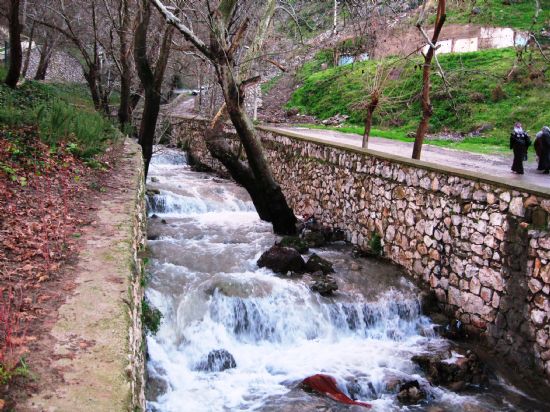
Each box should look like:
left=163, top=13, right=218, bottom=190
left=274, top=126, right=550, bottom=191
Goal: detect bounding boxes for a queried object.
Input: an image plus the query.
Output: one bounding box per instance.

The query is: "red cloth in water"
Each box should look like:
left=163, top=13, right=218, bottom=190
left=301, top=374, right=372, bottom=408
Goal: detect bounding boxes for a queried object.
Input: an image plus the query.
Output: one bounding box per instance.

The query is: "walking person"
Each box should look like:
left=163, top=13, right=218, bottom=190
left=536, top=126, right=550, bottom=174
left=510, top=122, right=531, bottom=175
left=535, top=130, right=543, bottom=169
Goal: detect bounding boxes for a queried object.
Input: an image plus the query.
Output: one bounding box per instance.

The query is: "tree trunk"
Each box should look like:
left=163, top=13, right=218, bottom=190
left=34, top=47, right=51, bottom=80
left=5, top=0, right=23, bottom=89
left=332, top=0, right=338, bottom=35
left=84, top=67, right=102, bottom=111
left=21, top=20, right=34, bottom=79
left=134, top=0, right=174, bottom=179
left=138, top=88, right=161, bottom=177
left=204, top=123, right=273, bottom=223
left=362, top=94, right=379, bottom=149
left=218, top=65, right=297, bottom=235
left=34, top=38, right=53, bottom=80
left=117, top=0, right=132, bottom=128
left=412, top=0, right=446, bottom=160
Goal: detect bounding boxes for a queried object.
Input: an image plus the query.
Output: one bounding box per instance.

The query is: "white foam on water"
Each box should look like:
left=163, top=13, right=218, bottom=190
left=145, top=147, right=545, bottom=412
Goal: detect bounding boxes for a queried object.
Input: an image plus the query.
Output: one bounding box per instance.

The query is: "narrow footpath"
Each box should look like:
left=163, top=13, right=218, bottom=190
left=22, top=139, right=145, bottom=411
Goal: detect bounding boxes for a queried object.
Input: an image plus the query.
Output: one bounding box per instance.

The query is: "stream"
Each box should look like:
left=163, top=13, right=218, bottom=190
left=145, top=147, right=548, bottom=412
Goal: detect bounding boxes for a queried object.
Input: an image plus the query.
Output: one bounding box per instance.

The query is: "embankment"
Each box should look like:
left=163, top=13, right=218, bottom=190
left=168, top=115, right=550, bottom=380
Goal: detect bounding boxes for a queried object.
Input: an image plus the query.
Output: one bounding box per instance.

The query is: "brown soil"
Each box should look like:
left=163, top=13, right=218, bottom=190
left=258, top=73, right=317, bottom=125
left=0, top=129, right=128, bottom=410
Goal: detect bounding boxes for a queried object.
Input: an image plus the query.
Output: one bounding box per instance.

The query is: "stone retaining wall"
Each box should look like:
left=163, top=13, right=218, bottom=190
left=168, top=115, right=550, bottom=379
left=129, top=141, right=147, bottom=410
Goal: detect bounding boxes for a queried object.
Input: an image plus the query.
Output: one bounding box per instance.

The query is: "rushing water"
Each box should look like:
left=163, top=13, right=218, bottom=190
left=145, top=147, right=548, bottom=412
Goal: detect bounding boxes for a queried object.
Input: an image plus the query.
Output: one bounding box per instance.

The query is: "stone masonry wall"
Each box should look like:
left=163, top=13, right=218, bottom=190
left=129, top=143, right=147, bottom=410
left=168, top=115, right=550, bottom=379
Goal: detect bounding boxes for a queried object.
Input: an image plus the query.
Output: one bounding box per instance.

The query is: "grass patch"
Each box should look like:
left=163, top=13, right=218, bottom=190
left=444, top=0, right=550, bottom=32
left=288, top=47, right=550, bottom=154
left=0, top=65, right=118, bottom=159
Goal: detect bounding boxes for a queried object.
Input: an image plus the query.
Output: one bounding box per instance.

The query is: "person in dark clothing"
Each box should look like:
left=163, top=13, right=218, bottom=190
left=536, top=126, right=550, bottom=174
left=510, top=122, right=531, bottom=175
left=535, top=131, right=543, bottom=169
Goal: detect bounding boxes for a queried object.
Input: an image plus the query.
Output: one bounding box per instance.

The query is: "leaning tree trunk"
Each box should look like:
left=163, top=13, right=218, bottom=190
left=5, top=0, right=23, bottom=88
left=218, top=65, right=297, bottom=235
left=411, top=0, right=446, bottom=160
left=83, top=67, right=102, bottom=112
left=204, top=121, right=273, bottom=223
left=34, top=41, right=53, bottom=80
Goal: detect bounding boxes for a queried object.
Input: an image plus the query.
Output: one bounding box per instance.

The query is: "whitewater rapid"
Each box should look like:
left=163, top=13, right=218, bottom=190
left=145, top=147, right=547, bottom=412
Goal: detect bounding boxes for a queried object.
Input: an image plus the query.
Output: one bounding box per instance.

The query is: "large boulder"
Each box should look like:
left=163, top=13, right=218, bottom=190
left=257, top=245, right=306, bottom=274
left=412, top=350, right=486, bottom=390
left=303, top=230, right=326, bottom=248
left=305, top=253, right=335, bottom=275
left=195, top=349, right=236, bottom=372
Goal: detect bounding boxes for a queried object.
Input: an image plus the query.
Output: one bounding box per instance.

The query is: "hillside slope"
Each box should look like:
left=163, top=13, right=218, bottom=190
left=287, top=47, right=550, bottom=153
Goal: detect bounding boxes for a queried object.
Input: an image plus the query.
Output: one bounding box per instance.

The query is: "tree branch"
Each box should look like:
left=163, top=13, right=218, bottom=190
left=149, top=0, right=213, bottom=60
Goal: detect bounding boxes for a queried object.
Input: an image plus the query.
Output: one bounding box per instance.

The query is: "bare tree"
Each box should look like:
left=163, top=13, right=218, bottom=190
left=101, top=0, right=135, bottom=129
left=33, top=29, right=61, bottom=81
left=359, top=63, right=392, bottom=148
left=134, top=0, right=174, bottom=177
left=151, top=0, right=297, bottom=235
left=4, top=0, right=23, bottom=88
left=411, top=0, right=446, bottom=160
left=35, top=0, right=114, bottom=114
left=21, top=18, right=35, bottom=78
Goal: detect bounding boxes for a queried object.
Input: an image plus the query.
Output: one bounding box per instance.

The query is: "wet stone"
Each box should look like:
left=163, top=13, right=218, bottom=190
left=305, top=253, right=334, bottom=275
left=195, top=349, right=237, bottom=372
left=257, top=245, right=306, bottom=274
left=396, top=380, right=426, bottom=404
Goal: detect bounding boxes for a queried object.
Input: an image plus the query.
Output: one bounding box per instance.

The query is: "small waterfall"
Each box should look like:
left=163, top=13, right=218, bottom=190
left=147, top=190, right=255, bottom=217
left=149, top=149, right=188, bottom=166
left=145, top=147, right=546, bottom=412
left=207, top=290, right=428, bottom=344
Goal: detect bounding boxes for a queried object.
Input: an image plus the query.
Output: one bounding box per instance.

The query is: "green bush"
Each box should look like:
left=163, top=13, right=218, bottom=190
left=142, top=298, right=162, bottom=335
left=368, top=233, right=383, bottom=256
left=0, top=75, right=118, bottom=159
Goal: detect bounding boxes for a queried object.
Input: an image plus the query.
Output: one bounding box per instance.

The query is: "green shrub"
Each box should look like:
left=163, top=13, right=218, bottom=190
left=142, top=298, right=162, bottom=335
left=368, top=233, right=383, bottom=256
left=0, top=78, right=118, bottom=159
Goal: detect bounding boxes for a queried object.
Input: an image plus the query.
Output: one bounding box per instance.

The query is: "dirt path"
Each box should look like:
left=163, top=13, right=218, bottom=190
left=21, top=139, right=144, bottom=411
left=275, top=126, right=550, bottom=190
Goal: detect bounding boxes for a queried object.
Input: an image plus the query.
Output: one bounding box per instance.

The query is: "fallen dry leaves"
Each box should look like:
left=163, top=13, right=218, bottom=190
left=0, top=126, right=113, bottom=405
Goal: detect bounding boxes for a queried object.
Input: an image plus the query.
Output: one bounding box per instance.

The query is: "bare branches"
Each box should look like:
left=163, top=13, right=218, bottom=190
left=149, top=0, right=213, bottom=60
